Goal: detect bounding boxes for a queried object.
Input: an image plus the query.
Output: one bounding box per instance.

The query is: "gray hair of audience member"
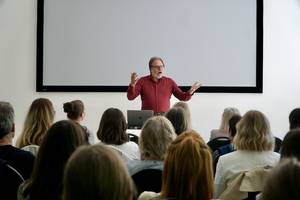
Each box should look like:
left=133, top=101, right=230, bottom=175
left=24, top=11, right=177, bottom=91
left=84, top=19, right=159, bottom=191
left=0, top=102, right=14, bottom=139
left=219, top=107, right=240, bottom=133
left=139, top=116, right=176, bottom=160
left=165, top=107, right=191, bottom=135
left=259, top=158, right=300, bottom=200
left=172, top=101, right=192, bottom=127
left=234, top=110, right=274, bottom=151
left=289, top=108, right=300, bottom=130
left=63, top=145, right=135, bottom=200
left=281, top=128, right=300, bottom=161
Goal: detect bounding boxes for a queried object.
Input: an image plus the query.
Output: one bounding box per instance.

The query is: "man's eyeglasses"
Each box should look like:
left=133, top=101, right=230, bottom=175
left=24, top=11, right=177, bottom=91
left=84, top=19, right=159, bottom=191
left=151, top=65, right=164, bottom=69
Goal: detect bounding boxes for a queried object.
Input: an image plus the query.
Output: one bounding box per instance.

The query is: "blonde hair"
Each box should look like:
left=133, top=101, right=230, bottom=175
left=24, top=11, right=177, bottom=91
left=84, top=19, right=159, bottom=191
left=219, top=107, right=240, bottom=133
left=161, top=131, right=214, bottom=200
left=16, top=98, right=55, bottom=148
left=139, top=116, right=176, bottom=160
left=63, top=145, right=135, bottom=200
left=234, top=110, right=274, bottom=151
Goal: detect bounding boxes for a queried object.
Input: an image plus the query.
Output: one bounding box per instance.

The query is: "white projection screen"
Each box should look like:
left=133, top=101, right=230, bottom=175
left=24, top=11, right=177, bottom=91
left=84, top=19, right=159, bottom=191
left=36, top=0, right=263, bottom=93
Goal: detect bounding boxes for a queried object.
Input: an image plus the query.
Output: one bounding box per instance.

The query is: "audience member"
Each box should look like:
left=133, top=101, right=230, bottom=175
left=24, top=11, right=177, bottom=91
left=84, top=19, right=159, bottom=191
left=128, top=116, right=176, bottom=195
left=128, top=116, right=176, bottom=175
left=165, top=106, right=191, bottom=135
left=289, top=108, right=300, bottom=130
left=173, top=101, right=192, bottom=126
left=17, top=120, right=87, bottom=200
left=214, top=110, right=280, bottom=199
left=258, top=158, right=300, bottom=200
left=63, top=100, right=94, bottom=144
left=212, top=114, right=241, bottom=172
left=280, top=128, right=300, bottom=161
left=16, top=98, right=55, bottom=155
left=139, top=131, right=214, bottom=200
left=210, top=107, right=240, bottom=140
left=97, top=108, right=140, bottom=162
left=0, top=101, right=35, bottom=180
left=63, top=144, right=135, bottom=200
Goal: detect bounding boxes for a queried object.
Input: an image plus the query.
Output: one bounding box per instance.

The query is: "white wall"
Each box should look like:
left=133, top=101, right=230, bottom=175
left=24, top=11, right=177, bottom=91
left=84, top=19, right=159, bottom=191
left=1, top=0, right=300, bottom=142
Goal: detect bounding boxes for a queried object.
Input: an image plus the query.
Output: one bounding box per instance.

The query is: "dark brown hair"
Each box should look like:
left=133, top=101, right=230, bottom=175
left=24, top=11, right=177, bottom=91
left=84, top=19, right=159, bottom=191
left=281, top=128, right=300, bottom=161
left=63, top=100, right=84, bottom=120
left=289, top=108, right=300, bottom=130
left=22, top=120, right=87, bottom=200
left=260, top=158, right=300, bottom=200
left=96, top=108, right=128, bottom=145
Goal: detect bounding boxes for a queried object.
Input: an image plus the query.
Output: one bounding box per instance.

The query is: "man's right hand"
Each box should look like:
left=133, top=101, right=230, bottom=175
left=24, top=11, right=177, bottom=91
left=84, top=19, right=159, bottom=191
left=130, top=72, right=139, bottom=87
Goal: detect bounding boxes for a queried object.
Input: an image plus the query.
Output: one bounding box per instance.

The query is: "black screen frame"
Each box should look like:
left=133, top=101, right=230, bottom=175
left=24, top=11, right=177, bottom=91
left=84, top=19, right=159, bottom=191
left=36, top=0, right=263, bottom=93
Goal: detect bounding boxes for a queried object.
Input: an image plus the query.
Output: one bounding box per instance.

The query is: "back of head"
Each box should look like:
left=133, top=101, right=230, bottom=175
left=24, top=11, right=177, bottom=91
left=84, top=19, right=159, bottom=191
left=289, top=108, right=300, bottom=130
left=63, top=100, right=84, bottom=120
left=96, top=108, right=128, bottom=145
left=140, top=116, right=176, bottom=160
left=173, top=101, right=191, bottom=118
left=161, top=131, right=213, bottom=200
left=26, top=120, right=86, bottom=199
left=165, top=107, right=190, bottom=135
left=63, top=145, right=134, bottom=200
left=16, top=98, right=55, bottom=147
left=260, top=158, right=300, bottom=200
left=281, top=128, right=300, bottom=161
left=228, top=115, right=242, bottom=138
left=234, top=110, right=274, bottom=151
left=0, top=102, right=14, bottom=139
left=220, top=107, right=240, bottom=132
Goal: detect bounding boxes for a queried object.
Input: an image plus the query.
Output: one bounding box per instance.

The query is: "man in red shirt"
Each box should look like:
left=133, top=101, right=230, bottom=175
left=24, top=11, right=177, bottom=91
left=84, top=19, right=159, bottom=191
left=127, top=57, right=201, bottom=114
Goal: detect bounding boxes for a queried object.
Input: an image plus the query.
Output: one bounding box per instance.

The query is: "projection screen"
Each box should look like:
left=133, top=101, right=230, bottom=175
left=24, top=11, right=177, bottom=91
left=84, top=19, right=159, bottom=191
left=36, top=0, right=263, bottom=93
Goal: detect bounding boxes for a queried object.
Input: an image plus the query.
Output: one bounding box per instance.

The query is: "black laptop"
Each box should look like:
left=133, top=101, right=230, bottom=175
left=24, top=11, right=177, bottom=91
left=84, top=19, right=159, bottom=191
left=127, top=110, right=154, bottom=129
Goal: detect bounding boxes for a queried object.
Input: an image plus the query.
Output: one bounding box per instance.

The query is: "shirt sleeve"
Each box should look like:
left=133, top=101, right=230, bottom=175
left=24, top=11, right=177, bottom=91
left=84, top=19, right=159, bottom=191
left=127, top=79, right=142, bottom=100
left=170, top=79, right=192, bottom=101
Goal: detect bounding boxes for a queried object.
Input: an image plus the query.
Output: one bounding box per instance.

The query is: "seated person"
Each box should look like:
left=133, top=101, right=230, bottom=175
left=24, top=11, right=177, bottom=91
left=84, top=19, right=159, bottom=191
left=138, top=131, right=214, bottom=200
left=213, top=115, right=241, bottom=173
left=258, top=158, right=300, bottom=200
left=165, top=106, right=191, bottom=135
left=280, top=128, right=300, bottom=161
left=97, top=108, right=140, bottom=162
left=128, top=116, right=176, bottom=195
left=63, top=145, right=135, bottom=200
left=214, top=110, right=280, bottom=199
left=289, top=108, right=300, bottom=130
left=0, top=101, right=34, bottom=180
left=63, top=99, right=95, bottom=144
left=209, top=107, right=240, bottom=140
left=18, top=120, right=87, bottom=200
left=16, top=98, right=55, bottom=156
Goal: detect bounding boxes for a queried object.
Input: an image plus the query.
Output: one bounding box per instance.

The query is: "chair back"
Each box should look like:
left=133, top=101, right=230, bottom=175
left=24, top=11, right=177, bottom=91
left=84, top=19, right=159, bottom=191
left=132, top=169, right=162, bottom=196
left=207, top=136, right=231, bottom=152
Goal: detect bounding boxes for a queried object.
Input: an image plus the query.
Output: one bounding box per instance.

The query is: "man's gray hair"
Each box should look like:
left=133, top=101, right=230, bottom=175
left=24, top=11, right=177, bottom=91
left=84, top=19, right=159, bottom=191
left=0, top=102, right=14, bottom=138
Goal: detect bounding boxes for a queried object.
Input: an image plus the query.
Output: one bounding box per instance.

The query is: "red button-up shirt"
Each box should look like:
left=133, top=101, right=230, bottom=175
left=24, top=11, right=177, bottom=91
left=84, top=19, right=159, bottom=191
left=127, top=75, right=192, bottom=113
